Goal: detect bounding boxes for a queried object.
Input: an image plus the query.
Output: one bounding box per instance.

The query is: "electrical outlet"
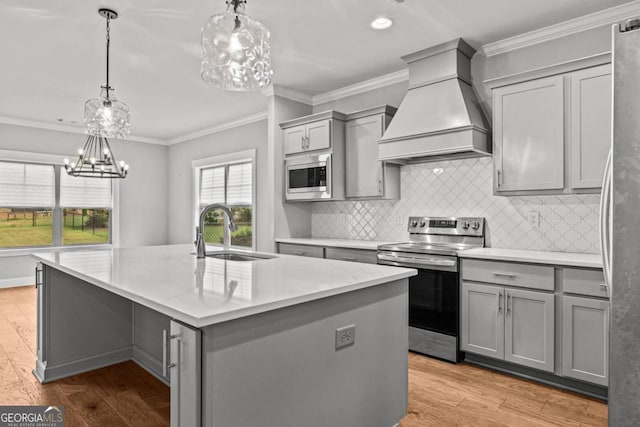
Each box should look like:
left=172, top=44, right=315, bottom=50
left=528, top=210, right=540, bottom=228
left=335, top=325, right=355, bottom=350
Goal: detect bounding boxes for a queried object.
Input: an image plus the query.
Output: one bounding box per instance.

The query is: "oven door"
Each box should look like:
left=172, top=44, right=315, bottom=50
left=285, top=154, right=332, bottom=200
left=377, top=251, right=459, bottom=335
left=407, top=268, right=459, bottom=336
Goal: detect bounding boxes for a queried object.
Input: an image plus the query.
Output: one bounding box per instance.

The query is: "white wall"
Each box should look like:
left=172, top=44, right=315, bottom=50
left=166, top=120, right=269, bottom=249
left=0, top=123, right=169, bottom=285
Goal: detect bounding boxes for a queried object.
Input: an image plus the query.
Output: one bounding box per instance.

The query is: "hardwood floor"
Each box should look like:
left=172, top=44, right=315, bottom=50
left=401, top=353, right=607, bottom=427
left=0, top=285, right=606, bottom=426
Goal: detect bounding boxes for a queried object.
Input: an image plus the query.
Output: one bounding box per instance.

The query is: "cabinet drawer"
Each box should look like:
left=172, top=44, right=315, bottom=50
left=278, top=243, right=324, bottom=258
left=325, top=247, right=377, bottom=264
left=462, top=259, right=554, bottom=291
left=563, top=268, right=607, bottom=298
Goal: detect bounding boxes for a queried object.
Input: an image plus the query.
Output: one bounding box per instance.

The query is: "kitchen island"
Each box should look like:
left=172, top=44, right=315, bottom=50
left=31, top=244, right=415, bottom=427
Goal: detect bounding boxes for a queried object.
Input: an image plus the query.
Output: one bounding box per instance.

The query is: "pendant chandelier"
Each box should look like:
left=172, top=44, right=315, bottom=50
left=65, top=8, right=129, bottom=179
left=201, top=0, right=273, bottom=91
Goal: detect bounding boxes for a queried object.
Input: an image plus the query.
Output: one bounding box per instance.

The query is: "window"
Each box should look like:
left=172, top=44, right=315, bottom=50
left=0, top=159, right=113, bottom=249
left=196, top=151, right=255, bottom=249
left=0, top=162, right=54, bottom=247
left=60, top=171, right=111, bottom=245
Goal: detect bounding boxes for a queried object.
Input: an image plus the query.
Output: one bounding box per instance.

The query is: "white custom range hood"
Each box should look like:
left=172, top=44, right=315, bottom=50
left=379, top=38, right=491, bottom=163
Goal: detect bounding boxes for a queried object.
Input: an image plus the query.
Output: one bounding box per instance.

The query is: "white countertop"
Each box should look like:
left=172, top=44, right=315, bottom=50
left=276, top=237, right=398, bottom=250
left=459, top=248, right=603, bottom=269
left=32, top=244, right=415, bottom=328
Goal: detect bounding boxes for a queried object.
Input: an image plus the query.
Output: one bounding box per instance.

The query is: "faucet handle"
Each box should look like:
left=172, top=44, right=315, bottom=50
left=194, top=226, right=200, bottom=246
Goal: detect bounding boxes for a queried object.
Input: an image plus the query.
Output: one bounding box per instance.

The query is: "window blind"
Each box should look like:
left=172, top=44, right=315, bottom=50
left=200, top=166, right=225, bottom=205
left=60, top=171, right=112, bottom=208
left=227, top=162, right=252, bottom=205
left=0, top=162, right=55, bottom=207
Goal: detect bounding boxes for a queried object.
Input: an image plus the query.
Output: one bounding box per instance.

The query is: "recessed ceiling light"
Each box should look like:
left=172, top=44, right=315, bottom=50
left=371, top=17, right=393, bottom=30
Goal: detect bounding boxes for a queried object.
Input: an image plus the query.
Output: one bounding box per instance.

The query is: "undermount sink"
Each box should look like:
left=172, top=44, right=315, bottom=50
left=205, top=251, right=275, bottom=262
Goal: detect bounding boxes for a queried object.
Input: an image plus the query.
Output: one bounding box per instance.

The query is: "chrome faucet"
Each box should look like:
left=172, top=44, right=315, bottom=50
left=195, top=204, right=238, bottom=258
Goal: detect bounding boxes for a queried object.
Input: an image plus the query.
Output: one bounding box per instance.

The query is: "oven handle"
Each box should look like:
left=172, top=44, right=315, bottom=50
left=377, top=253, right=457, bottom=268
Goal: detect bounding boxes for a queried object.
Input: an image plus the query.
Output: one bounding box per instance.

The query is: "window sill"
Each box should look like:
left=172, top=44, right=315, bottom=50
left=0, top=244, right=113, bottom=258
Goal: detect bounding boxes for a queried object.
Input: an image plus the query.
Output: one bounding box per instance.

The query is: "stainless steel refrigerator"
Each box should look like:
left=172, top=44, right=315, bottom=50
left=608, top=17, right=640, bottom=425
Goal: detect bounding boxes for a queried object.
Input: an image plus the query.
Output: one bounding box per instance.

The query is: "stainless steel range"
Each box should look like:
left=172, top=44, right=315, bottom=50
left=377, top=216, right=485, bottom=362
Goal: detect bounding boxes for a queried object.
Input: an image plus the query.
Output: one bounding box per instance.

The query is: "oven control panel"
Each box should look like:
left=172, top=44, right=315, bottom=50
left=407, top=216, right=485, bottom=236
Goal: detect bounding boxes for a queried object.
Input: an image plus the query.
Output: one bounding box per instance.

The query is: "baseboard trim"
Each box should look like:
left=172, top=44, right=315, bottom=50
left=36, top=346, right=133, bottom=384
left=464, top=353, right=608, bottom=400
left=0, top=277, right=33, bottom=288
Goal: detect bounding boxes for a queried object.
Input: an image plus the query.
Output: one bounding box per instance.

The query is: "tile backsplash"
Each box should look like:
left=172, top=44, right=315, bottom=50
left=312, top=157, right=601, bottom=254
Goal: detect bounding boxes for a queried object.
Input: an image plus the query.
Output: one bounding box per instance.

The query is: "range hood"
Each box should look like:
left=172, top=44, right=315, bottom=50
left=378, top=38, right=491, bottom=163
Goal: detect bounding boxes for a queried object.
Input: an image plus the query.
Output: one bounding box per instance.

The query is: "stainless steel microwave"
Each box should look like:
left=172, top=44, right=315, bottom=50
left=285, top=154, right=333, bottom=201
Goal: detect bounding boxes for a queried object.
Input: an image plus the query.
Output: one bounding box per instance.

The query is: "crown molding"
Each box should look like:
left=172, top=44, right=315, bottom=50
left=166, top=111, right=268, bottom=145
left=484, top=52, right=611, bottom=89
left=480, top=0, right=640, bottom=57
left=0, top=116, right=168, bottom=145
left=262, top=85, right=313, bottom=105
left=312, top=69, right=409, bottom=105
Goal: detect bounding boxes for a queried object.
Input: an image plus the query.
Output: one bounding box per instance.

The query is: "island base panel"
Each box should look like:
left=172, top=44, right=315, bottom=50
left=35, top=266, right=133, bottom=383
left=202, top=279, right=409, bottom=427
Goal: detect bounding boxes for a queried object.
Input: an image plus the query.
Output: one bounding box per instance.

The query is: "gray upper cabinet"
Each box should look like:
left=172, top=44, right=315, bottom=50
left=345, top=106, right=400, bottom=200
left=569, top=64, right=612, bottom=189
left=493, top=75, right=565, bottom=192
left=283, top=125, right=307, bottom=155
left=283, top=121, right=331, bottom=154
left=491, top=62, right=612, bottom=195
left=281, top=111, right=346, bottom=155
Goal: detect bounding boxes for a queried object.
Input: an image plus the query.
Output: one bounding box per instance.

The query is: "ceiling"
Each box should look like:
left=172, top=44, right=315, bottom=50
left=0, top=0, right=633, bottom=142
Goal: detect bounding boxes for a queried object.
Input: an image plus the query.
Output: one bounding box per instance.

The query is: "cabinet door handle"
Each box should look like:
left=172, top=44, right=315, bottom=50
left=341, top=257, right=356, bottom=261
left=600, top=283, right=609, bottom=295
left=498, top=291, right=503, bottom=315
left=35, top=263, right=43, bottom=289
left=497, top=169, right=502, bottom=188
left=162, top=329, right=178, bottom=377
left=506, top=293, right=512, bottom=316
left=293, top=251, right=306, bottom=256
left=492, top=272, right=516, bottom=279
left=378, top=178, right=383, bottom=194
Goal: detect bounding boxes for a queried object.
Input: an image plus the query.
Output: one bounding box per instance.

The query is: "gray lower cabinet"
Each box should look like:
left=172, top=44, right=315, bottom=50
left=562, top=295, right=609, bottom=386
left=461, top=281, right=555, bottom=372
left=324, top=246, right=378, bottom=264
left=277, top=242, right=377, bottom=264
left=169, top=320, right=202, bottom=427
left=277, top=242, right=324, bottom=258
left=460, top=282, right=504, bottom=359
left=504, top=288, right=554, bottom=372
left=133, top=303, right=171, bottom=382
